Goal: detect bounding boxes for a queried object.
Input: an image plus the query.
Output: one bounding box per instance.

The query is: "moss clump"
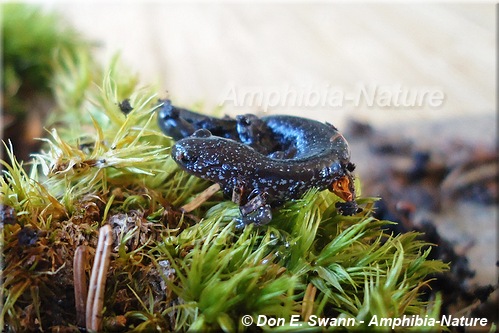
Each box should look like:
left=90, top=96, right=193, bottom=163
left=2, top=3, right=89, bottom=114
left=1, top=4, right=447, bottom=332
left=1, top=3, right=95, bottom=162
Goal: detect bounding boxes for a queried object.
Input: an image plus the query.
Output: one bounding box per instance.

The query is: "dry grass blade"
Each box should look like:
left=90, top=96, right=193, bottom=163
left=302, top=283, right=317, bottom=321
left=74, top=245, right=88, bottom=328
left=181, top=183, right=221, bottom=213
left=86, top=225, right=113, bottom=332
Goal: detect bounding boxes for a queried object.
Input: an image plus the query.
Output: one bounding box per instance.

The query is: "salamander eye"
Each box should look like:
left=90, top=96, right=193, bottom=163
left=172, top=144, right=197, bottom=163
left=192, top=129, right=212, bottom=138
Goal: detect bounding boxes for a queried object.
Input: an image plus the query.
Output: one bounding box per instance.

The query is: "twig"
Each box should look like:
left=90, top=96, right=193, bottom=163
left=74, top=245, right=88, bottom=328
left=86, top=224, right=113, bottom=332
left=181, top=183, right=221, bottom=213
left=441, top=163, right=497, bottom=194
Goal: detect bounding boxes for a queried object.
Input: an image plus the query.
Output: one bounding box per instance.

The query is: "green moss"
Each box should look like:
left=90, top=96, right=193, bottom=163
left=1, top=4, right=448, bottom=332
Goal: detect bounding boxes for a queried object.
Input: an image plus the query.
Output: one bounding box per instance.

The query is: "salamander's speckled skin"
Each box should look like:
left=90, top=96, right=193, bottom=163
left=158, top=100, right=359, bottom=226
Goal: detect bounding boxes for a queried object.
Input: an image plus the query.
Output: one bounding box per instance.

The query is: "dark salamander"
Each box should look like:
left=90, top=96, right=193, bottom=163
left=158, top=99, right=360, bottom=226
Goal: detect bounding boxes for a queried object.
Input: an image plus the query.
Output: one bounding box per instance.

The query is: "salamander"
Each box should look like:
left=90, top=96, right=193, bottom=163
left=158, top=99, right=360, bottom=226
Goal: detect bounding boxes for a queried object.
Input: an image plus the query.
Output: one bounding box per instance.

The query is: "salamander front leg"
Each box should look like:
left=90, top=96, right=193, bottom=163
left=234, top=192, right=272, bottom=228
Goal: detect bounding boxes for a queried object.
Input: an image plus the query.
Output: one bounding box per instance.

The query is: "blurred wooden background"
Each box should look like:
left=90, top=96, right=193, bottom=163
left=49, top=3, right=494, bottom=126
left=47, top=3, right=496, bottom=284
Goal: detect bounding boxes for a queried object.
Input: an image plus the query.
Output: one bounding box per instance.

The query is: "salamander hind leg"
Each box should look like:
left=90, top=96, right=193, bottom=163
left=335, top=200, right=362, bottom=216
left=157, top=100, right=196, bottom=140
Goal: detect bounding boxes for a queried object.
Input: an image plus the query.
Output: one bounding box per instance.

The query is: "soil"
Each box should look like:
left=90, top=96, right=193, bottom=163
left=345, top=116, right=498, bottom=331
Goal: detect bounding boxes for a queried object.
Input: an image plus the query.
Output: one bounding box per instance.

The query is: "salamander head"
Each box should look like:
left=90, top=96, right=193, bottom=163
left=171, top=130, right=218, bottom=172
left=171, top=129, right=247, bottom=183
